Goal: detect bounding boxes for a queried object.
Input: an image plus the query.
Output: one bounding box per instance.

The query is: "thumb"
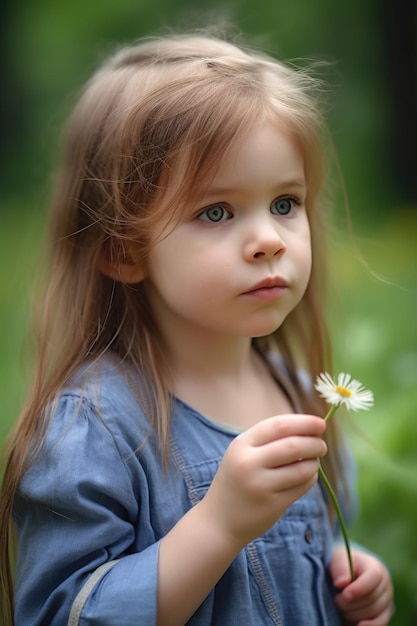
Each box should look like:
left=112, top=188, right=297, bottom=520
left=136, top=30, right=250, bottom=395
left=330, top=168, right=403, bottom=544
left=329, top=547, right=352, bottom=590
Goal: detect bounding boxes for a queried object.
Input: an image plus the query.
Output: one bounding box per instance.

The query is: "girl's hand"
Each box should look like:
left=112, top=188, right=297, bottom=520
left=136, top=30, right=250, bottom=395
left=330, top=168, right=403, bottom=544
left=201, top=413, right=327, bottom=548
left=330, top=545, right=394, bottom=626
left=157, top=414, right=326, bottom=626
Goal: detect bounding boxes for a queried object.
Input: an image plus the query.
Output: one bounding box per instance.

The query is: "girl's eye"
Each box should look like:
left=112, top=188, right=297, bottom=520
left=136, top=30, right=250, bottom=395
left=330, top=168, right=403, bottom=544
left=198, top=205, right=231, bottom=223
left=271, top=197, right=296, bottom=216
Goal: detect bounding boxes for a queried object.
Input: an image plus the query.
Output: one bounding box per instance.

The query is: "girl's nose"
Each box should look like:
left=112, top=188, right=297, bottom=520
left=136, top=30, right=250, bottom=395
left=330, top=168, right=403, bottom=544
left=243, top=218, right=286, bottom=261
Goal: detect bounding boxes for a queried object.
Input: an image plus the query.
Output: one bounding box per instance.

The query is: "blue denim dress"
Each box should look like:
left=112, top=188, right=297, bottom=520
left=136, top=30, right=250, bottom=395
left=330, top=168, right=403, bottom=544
left=13, top=356, right=347, bottom=625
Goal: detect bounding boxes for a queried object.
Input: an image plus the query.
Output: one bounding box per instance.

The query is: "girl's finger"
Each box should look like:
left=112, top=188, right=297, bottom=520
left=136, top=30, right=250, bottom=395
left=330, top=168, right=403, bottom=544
left=242, top=413, right=326, bottom=447
left=261, top=436, right=327, bottom=468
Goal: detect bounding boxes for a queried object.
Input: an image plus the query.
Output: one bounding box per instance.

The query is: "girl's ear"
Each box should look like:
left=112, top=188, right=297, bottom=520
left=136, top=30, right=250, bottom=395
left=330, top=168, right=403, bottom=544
left=97, top=240, right=146, bottom=284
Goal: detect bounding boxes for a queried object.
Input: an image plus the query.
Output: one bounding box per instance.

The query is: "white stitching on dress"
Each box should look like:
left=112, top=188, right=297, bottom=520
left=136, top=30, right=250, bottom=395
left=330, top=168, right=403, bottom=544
left=246, top=543, right=283, bottom=626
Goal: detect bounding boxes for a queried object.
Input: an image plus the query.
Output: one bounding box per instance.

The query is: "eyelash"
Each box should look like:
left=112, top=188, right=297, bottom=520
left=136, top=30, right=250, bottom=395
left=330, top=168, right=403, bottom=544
left=197, top=196, right=302, bottom=223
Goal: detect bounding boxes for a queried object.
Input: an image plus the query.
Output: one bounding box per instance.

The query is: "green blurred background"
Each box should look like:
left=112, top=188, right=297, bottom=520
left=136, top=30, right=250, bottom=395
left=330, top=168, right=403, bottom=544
left=1, top=0, right=416, bottom=623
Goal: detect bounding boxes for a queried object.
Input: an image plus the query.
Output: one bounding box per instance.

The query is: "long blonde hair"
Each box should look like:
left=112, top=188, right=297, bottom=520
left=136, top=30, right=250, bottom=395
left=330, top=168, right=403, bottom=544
left=1, top=32, right=345, bottom=624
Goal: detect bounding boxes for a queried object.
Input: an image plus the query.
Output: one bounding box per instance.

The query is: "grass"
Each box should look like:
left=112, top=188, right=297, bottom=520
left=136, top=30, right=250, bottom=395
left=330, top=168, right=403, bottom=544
left=1, top=202, right=416, bottom=623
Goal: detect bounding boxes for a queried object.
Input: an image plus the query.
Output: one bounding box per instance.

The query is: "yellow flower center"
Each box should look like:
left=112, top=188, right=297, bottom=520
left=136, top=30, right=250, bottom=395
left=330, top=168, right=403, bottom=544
left=335, top=386, right=352, bottom=398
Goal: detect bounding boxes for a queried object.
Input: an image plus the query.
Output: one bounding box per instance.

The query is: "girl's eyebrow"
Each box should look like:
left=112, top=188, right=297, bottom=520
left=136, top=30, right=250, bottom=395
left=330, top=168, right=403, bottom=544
left=205, top=178, right=307, bottom=197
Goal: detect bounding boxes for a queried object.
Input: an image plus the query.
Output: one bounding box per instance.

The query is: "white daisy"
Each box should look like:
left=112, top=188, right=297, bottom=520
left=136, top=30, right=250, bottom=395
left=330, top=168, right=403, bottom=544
left=315, top=372, right=374, bottom=412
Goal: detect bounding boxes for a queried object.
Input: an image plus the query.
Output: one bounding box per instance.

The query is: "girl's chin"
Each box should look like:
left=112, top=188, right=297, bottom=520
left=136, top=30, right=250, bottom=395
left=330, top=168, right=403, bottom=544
left=240, top=319, right=286, bottom=339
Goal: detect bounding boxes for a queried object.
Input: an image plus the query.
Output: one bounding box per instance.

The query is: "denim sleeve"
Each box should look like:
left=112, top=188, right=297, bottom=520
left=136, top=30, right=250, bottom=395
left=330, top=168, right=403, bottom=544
left=13, top=394, right=160, bottom=626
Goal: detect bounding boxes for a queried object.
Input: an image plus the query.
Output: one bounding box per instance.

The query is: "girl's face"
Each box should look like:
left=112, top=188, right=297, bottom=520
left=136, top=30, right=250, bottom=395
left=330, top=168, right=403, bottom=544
left=144, top=119, right=312, bottom=343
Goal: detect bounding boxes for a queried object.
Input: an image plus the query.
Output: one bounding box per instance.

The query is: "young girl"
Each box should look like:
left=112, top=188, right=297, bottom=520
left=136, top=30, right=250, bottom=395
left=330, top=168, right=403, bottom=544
left=0, top=32, right=393, bottom=625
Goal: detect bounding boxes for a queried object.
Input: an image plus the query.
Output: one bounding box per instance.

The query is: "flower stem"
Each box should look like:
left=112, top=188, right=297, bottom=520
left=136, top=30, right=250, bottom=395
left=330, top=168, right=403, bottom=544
left=324, top=404, right=338, bottom=422
left=318, top=463, right=355, bottom=582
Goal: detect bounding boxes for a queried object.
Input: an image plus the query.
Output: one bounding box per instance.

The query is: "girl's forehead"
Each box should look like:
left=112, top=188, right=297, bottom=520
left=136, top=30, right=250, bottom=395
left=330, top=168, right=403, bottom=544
left=208, top=121, right=303, bottom=183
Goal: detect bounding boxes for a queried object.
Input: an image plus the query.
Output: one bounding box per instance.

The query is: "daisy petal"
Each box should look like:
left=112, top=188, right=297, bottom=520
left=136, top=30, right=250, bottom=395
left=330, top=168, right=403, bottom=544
left=314, top=372, right=374, bottom=412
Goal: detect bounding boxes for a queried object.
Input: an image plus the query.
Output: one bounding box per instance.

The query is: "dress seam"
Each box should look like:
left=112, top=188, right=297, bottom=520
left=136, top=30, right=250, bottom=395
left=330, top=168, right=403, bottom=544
left=247, top=542, right=283, bottom=626
left=67, top=560, right=119, bottom=625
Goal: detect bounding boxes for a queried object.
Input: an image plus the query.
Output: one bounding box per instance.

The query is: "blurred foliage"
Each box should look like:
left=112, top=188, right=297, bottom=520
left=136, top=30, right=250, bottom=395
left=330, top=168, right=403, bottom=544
left=329, top=211, right=417, bottom=625
left=1, top=0, right=416, bottom=624
left=1, top=0, right=408, bottom=216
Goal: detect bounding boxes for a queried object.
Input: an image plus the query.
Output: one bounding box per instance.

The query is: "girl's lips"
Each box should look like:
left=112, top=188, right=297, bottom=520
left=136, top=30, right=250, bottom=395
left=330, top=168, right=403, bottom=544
left=241, top=277, right=289, bottom=298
